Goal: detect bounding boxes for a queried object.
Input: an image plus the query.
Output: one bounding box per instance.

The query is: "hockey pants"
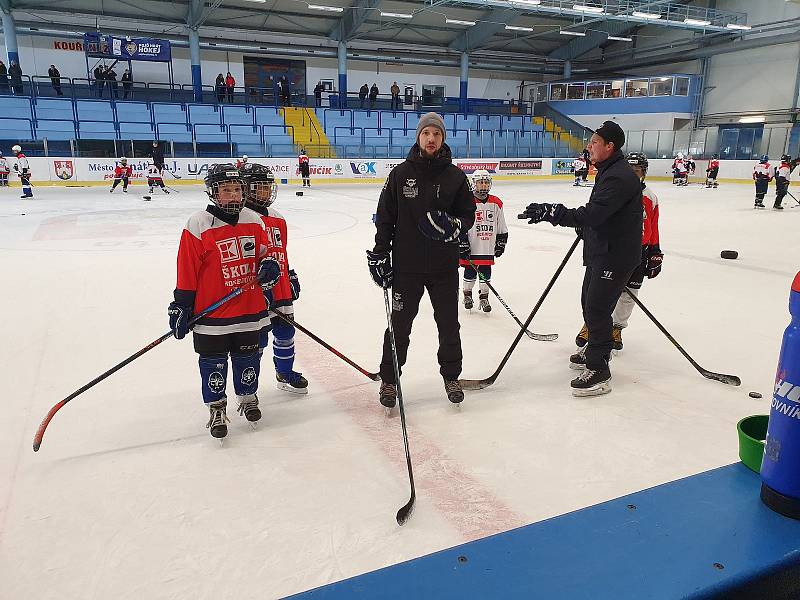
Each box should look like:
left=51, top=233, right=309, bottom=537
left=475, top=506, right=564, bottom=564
left=755, top=179, right=769, bottom=202
left=111, top=176, right=129, bottom=191
left=193, top=331, right=261, bottom=405
left=776, top=182, right=789, bottom=206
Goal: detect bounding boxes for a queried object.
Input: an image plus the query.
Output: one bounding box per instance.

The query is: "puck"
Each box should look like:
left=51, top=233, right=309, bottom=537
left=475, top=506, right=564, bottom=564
left=720, top=250, right=738, bottom=260
left=143, top=195, right=152, bottom=201
left=749, top=391, right=763, bottom=399
left=295, top=191, right=303, bottom=196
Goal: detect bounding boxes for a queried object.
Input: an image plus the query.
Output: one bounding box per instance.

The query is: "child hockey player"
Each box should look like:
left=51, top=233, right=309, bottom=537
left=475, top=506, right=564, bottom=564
left=572, top=154, right=588, bottom=186
left=706, top=154, right=720, bottom=188
left=459, top=169, right=508, bottom=313
left=12, top=144, right=33, bottom=198
left=773, top=154, right=792, bottom=210
left=575, top=152, right=662, bottom=352
left=168, top=164, right=281, bottom=440
left=753, top=155, right=772, bottom=209
left=240, top=162, right=309, bottom=394
left=147, top=163, right=169, bottom=196
left=672, top=153, right=688, bottom=186
left=109, top=157, right=132, bottom=193
left=685, top=154, right=696, bottom=181
left=236, top=155, right=248, bottom=169
left=0, top=151, right=8, bottom=187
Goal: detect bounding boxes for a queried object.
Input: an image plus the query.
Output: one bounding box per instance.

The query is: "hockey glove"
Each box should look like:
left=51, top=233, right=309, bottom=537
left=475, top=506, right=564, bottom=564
left=13, top=164, right=18, bottom=172
left=366, top=249, right=393, bottom=289
left=168, top=301, right=193, bottom=340
left=418, top=211, right=463, bottom=243
left=646, top=247, right=663, bottom=279
left=258, top=257, right=281, bottom=291
left=288, top=269, right=300, bottom=301
left=494, top=233, right=508, bottom=257
left=459, top=236, right=471, bottom=261
left=518, top=203, right=566, bottom=225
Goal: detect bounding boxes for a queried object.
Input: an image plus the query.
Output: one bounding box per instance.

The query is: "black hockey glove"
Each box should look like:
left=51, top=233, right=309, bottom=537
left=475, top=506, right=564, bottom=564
left=494, top=233, right=508, bottom=257
left=459, top=236, right=471, bottom=260
left=418, top=211, right=463, bottom=243
left=258, top=257, right=281, bottom=291
left=288, top=269, right=300, bottom=301
left=518, top=202, right=566, bottom=225
left=645, top=246, right=663, bottom=279
left=366, top=250, right=393, bottom=289
left=168, top=301, right=193, bottom=340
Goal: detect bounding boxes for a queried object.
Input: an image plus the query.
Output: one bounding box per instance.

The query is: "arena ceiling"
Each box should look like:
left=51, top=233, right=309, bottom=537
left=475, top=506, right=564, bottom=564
left=2, top=0, right=794, bottom=75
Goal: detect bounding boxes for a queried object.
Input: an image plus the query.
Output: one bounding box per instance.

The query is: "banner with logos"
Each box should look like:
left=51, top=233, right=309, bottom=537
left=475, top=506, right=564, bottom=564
left=83, top=33, right=172, bottom=62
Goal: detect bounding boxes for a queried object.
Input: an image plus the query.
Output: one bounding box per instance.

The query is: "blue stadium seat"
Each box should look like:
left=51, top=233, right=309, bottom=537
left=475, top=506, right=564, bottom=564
left=156, top=123, right=192, bottom=143
left=78, top=121, right=117, bottom=139
left=189, top=104, right=221, bottom=125
left=353, top=110, right=378, bottom=128
left=377, top=111, right=405, bottom=130
left=255, top=107, right=285, bottom=127
left=223, top=106, right=254, bottom=126
left=119, top=122, right=155, bottom=139
left=194, top=124, right=227, bottom=142
left=76, top=100, right=114, bottom=122
left=120, top=102, right=152, bottom=124
left=501, top=116, right=525, bottom=131
left=153, top=103, right=187, bottom=125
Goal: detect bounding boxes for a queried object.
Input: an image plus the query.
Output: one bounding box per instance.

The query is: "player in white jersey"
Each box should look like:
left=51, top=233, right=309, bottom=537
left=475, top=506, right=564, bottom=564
left=572, top=155, right=588, bottom=186
left=458, top=170, right=508, bottom=313
left=752, top=155, right=772, bottom=209
left=0, top=151, right=8, bottom=187
left=146, top=163, right=170, bottom=195
left=12, top=144, right=33, bottom=198
left=773, top=154, right=792, bottom=210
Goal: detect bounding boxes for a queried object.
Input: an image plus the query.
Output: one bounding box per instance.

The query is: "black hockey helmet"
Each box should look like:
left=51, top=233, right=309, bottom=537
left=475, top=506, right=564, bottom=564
left=760, top=154, right=769, bottom=163
left=240, top=162, right=277, bottom=208
left=204, top=163, right=245, bottom=215
left=781, top=154, right=791, bottom=163
left=626, top=152, right=649, bottom=178
left=712, top=153, right=719, bottom=159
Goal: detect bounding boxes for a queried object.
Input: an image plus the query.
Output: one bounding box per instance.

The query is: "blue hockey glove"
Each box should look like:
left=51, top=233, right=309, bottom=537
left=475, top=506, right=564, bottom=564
left=288, top=269, right=300, bottom=300
left=168, top=301, right=193, bottom=340
left=366, top=250, right=393, bottom=289
left=418, top=211, right=463, bottom=243
left=258, top=257, right=281, bottom=291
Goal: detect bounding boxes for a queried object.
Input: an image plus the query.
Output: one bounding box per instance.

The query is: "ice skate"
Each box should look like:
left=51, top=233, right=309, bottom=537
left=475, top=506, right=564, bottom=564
left=569, top=346, right=587, bottom=370
left=444, top=378, right=464, bottom=404
left=379, top=381, right=397, bottom=409
left=575, top=324, right=588, bottom=347
left=612, top=326, right=623, bottom=353
left=206, top=399, right=230, bottom=440
left=237, top=394, right=261, bottom=428
left=571, top=367, right=612, bottom=397
left=479, top=292, right=491, bottom=313
left=276, top=370, right=309, bottom=395
left=773, top=203, right=784, bottom=211
left=463, top=290, right=473, bottom=310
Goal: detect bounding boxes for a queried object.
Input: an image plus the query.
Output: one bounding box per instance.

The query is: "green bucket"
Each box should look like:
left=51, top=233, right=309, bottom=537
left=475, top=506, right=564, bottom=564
left=737, top=415, right=769, bottom=473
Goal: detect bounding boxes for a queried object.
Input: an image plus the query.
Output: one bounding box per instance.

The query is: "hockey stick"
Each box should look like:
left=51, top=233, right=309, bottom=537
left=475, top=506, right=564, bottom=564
left=465, top=258, right=557, bottom=342
left=623, top=288, right=741, bottom=386
left=32, top=276, right=264, bottom=452
left=786, top=190, right=800, bottom=207
left=271, top=310, right=380, bottom=380
left=460, top=235, right=581, bottom=391
left=383, top=287, right=415, bottom=525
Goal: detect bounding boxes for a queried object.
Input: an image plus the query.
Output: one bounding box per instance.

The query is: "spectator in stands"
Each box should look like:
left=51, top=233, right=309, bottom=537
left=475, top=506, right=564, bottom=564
left=314, top=81, right=324, bottom=107
left=105, top=66, right=119, bottom=99
left=94, top=64, right=105, bottom=98
left=48, top=64, right=63, bottom=96
left=369, top=83, right=379, bottom=110
left=122, top=69, right=132, bottom=99
left=0, top=60, right=9, bottom=94
left=359, top=83, right=368, bottom=109
left=9, top=60, right=23, bottom=96
left=279, top=76, right=291, bottom=107
left=391, top=81, right=401, bottom=111
left=215, top=73, right=225, bottom=103
left=225, top=72, right=235, bottom=103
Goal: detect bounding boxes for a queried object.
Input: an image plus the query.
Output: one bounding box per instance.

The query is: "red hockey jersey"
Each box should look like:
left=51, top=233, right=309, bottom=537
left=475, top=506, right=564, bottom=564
left=114, top=165, right=132, bottom=178
left=298, top=154, right=309, bottom=166
left=175, top=209, right=270, bottom=335
left=642, top=185, right=660, bottom=248
left=250, top=206, right=293, bottom=307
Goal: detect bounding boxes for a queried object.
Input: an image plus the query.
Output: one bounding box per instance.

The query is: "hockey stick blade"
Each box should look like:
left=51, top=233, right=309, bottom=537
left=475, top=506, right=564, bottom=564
left=699, top=370, right=741, bottom=386
left=460, top=375, right=497, bottom=391
left=396, top=492, right=415, bottom=525
left=526, top=331, right=558, bottom=342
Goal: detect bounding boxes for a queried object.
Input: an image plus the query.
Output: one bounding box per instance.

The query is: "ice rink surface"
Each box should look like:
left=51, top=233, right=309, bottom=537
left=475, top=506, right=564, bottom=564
left=0, top=177, right=797, bottom=599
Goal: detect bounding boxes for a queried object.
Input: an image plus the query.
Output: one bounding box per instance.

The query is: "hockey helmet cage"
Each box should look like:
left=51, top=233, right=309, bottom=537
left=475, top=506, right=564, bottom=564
left=120, top=157, right=128, bottom=164
left=781, top=154, right=791, bottom=163
left=471, top=169, right=492, bottom=199
left=204, top=163, right=245, bottom=215
left=677, top=152, right=684, bottom=160
left=241, top=162, right=277, bottom=208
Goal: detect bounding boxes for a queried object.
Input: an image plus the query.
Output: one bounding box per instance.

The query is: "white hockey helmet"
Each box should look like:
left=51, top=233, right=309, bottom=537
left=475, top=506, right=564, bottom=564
left=241, top=155, right=249, bottom=162
left=120, top=156, right=128, bottom=164
left=677, top=152, right=684, bottom=160
left=471, top=169, right=492, bottom=199
left=12, top=144, right=21, bottom=154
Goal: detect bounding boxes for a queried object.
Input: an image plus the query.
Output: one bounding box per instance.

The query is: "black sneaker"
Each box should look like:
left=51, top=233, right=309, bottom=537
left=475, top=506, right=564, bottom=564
left=444, top=378, right=464, bottom=403
left=237, top=394, right=261, bottom=422
left=206, top=399, right=230, bottom=438
left=571, top=367, right=612, bottom=397
left=379, top=382, right=397, bottom=408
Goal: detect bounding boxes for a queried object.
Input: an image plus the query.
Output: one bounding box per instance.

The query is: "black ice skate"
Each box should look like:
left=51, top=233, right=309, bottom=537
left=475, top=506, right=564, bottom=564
left=575, top=324, right=588, bottom=347
left=571, top=366, right=612, bottom=397
left=463, top=290, right=474, bottom=310
left=276, top=371, right=309, bottom=395
left=206, top=399, right=230, bottom=439
left=479, top=292, right=491, bottom=312
left=379, top=381, right=397, bottom=408
left=237, top=394, right=261, bottom=424
left=612, top=326, right=623, bottom=352
left=773, top=203, right=784, bottom=210
left=444, top=378, right=464, bottom=404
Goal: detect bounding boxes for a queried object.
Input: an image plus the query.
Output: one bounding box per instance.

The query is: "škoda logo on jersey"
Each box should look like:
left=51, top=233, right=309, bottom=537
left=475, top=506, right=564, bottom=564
left=773, top=379, right=800, bottom=420
left=217, top=236, right=257, bottom=263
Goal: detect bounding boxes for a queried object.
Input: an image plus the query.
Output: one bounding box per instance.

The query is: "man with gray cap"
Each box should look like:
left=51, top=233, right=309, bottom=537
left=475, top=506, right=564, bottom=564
left=518, top=120, right=642, bottom=397
left=367, top=112, right=475, bottom=407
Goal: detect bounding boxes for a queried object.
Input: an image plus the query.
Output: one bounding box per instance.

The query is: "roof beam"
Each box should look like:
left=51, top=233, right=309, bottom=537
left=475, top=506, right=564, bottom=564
left=448, top=8, right=518, bottom=52
left=548, top=20, right=637, bottom=60
left=328, top=0, right=382, bottom=42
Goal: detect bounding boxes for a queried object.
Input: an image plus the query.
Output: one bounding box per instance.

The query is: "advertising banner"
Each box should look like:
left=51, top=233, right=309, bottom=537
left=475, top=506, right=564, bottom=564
left=84, top=33, right=172, bottom=62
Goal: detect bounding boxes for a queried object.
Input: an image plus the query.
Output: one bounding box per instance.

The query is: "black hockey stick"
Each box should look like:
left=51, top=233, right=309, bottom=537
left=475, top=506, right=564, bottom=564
left=786, top=190, right=800, bottom=207
left=33, top=276, right=265, bottom=452
left=383, top=287, right=415, bottom=525
left=465, top=258, right=557, bottom=342
left=623, top=288, right=741, bottom=386
left=271, top=310, right=380, bottom=380
left=460, top=235, right=581, bottom=391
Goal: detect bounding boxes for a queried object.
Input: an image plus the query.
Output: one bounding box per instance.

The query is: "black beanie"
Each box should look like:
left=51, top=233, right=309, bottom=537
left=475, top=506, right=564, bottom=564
left=595, top=120, right=625, bottom=151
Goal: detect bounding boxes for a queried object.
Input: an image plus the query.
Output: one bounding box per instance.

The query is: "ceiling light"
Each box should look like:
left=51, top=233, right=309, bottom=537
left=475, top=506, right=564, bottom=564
left=726, top=23, right=751, bottom=30
left=560, top=29, right=586, bottom=36
left=510, top=0, right=542, bottom=6
left=632, top=11, right=661, bottom=19
left=684, top=18, right=711, bottom=26
left=446, top=18, right=476, bottom=26
left=607, top=35, right=632, bottom=41
left=505, top=25, right=534, bottom=32
left=573, top=4, right=604, bottom=13
left=308, top=4, right=344, bottom=12
left=739, top=116, right=765, bottom=123
left=244, top=0, right=267, bottom=3
left=381, top=11, right=413, bottom=19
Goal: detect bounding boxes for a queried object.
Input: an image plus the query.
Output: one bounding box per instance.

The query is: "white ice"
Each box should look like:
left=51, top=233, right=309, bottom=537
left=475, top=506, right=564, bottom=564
left=0, top=177, right=796, bottom=599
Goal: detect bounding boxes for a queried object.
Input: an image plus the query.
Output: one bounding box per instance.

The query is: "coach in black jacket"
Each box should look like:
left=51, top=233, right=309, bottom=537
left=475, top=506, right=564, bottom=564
left=520, top=121, right=642, bottom=397
left=367, top=112, right=475, bottom=406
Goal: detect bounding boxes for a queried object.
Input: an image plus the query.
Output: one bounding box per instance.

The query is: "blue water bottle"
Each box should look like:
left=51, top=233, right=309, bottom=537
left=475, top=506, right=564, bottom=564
left=761, top=271, right=800, bottom=519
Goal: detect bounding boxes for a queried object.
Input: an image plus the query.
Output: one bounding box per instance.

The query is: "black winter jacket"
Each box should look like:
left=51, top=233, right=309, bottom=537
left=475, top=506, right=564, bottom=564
left=374, top=143, right=475, bottom=273
left=557, top=150, right=643, bottom=271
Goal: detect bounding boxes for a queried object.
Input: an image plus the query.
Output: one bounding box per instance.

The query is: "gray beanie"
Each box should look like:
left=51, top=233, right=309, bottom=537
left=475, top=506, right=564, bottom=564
left=416, top=112, right=446, bottom=143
